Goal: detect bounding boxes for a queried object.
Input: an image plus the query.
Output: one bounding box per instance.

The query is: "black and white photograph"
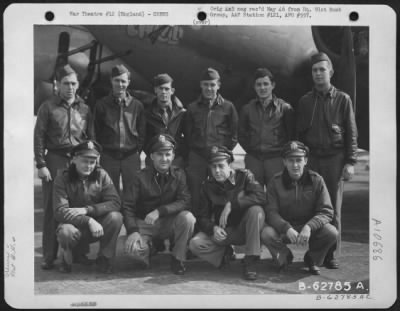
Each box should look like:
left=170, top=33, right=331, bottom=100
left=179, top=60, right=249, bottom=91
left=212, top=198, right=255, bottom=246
left=3, top=3, right=397, bottom=309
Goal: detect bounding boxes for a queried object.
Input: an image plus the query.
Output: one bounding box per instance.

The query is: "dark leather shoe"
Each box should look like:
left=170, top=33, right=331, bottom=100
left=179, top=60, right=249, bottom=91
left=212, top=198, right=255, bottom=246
left=218, top=245, right=235, bottom=269
left=324, top=258, right=339, bottom=269
left=278, top=250, right=294, bottom=272
left=170, top=255, right=186, bottom=275
left=73, top=254, right=93, bottom=266
left=58, top=261, right=72, bottom=273
left=41, top=261, right=55, bottom=270
left=304, top=252, right=320, bottom=275
left=242, top=256, right=258, bottom=281
left=96, top=256, right=113, bottom=274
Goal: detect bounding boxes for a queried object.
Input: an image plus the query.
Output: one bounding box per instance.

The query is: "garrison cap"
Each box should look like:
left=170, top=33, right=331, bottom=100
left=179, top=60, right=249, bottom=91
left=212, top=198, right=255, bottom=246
left=253, top=67, right=274, bottom=82
left=149, top=134, right=176, bottom=153
left=55, top=64, right=77, bottom=81
left=310, top=52, right=332, bottom=66
left=153, top=73, right=173, bottom=87
left=281, top=141, right=309, bottom=158
left=201, top=67, right=220, bottom=81
left=71, top=140, right=102, bottom=158
left=111, top=64, right=130, bottom=78
left=208, top=145, right=234, bottom=163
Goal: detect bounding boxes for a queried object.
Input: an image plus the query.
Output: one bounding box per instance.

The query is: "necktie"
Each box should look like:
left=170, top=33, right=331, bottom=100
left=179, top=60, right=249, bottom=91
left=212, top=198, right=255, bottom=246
left=162, top=108, right=169, bottom=126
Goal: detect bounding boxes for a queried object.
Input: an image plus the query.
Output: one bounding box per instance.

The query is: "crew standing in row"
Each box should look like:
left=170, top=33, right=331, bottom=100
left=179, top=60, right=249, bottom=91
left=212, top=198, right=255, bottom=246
left=239, top=68, right=295, bottom=188
left=93, top=64, right=146, bottom=199
left=296, top=52, right=358, bottom=269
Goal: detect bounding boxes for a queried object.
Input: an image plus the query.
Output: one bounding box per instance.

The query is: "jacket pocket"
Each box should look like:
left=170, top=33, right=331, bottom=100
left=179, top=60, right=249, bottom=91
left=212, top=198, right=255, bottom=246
left=330, top=124, right=344, bottom=148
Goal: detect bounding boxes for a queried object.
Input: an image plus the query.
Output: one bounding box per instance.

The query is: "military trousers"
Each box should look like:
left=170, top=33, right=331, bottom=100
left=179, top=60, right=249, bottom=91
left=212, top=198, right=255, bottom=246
left=261, top=223, right=338, bottom=267
left=186, top=151, right=209, bottom=212
left=244, top=154, right=284, bottom=188
left=100, top=151, right=141, bottom=201
left=41, top=151, right=70, bottom=264
left=56, top=211, right=123, bottom=265
left=308, top=152, right=345, bottom=254
left=189, top=205, right=265, bottom=267
left=128, top=211, right=196, bottom=264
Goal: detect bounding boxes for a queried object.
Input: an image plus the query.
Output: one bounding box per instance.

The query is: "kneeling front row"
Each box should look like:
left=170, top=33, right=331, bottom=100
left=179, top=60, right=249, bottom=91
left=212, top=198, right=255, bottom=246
left=52, top=136, right=338, bottom=280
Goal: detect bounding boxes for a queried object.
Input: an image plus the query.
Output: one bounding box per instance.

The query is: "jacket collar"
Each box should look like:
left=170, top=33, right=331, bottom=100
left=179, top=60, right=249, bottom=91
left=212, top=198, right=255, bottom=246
left=197, top=93, right=224, bottom=107
left=313, top=85, right=336, bottom=99
left=110, top=91, right=133, bottom=107
left=148, top=163, right=177, bottom=179
left=256, top=94, right=278, bottom=110
left=56, top=94, right=84, bottom=108
left=151, top=96, right=184, bottom=116
left=67, top=164, right=99, bottom=183
left=281, top=168, right=313, bottom=189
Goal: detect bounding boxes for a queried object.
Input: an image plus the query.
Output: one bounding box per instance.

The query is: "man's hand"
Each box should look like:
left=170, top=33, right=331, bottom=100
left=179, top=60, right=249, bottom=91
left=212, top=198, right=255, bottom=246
left=125, top=232, right=146, bottom=254
left=297, top=225, right=311, bottom=246
left=64, top=207, right=88, bottom=221
left=88, top=218, right=104, bottom=238
left=342, top=164, right=355, bottom=181
left=38, top=167, right=52, bottom=182
left=219, top=202, right=232, bottom=228
left=286, top=227, right=299, bottom=244
left=144, top=210, right=160, bottom=225
left=213, top=226, right=227, bottom=242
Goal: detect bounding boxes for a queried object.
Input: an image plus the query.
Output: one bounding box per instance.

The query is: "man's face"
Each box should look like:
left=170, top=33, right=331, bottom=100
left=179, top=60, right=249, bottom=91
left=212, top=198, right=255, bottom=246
left=283, top=156, right=308, bottom=181
left=57, top=74, right=79, bottom=101
left=151, top=149, right=175, bottom=173
left=200, top=79, right=220, bottom=100
left=111, top=73, right=130, bottom=97
left=209, top=159, right=231, bottom=183
left=154, top=83, right=175, bottom=107
left=312, top=61, right=333, bottom=87
left=73, top=155, right=98, bottom=177
left=254, top=76, right=275, bottom=100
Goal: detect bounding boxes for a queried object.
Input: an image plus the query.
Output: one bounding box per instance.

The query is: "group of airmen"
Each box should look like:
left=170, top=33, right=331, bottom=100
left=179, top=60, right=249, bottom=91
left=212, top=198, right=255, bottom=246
left=34, top=51, right=358, bottom=280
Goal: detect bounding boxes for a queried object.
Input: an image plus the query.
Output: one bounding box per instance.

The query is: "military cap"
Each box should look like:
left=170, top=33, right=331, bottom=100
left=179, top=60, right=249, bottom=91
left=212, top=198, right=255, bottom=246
left=310, top=52, right=332, bottom=66
left=153, top=73, right=173, bottom=87
left=111, top=64, right=130, bottom=78
left=281, top=141, right=309, bottom=158
left=55, top=64, right=77, bottom=81
left=253, top=67, right=274, bottom=82
left=208, top=145, right=234, bottom=163
left=201, top=67, right=220, bottom=81
left=149, top=134, right=176, bottom=153
left=71, top=140, right=102, bottom=158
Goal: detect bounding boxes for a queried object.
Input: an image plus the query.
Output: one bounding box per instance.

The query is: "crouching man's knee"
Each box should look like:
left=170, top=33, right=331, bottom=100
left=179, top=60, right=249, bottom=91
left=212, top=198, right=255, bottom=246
left=246, top=205, right=265, bottom=227
left=175, top=211, right=196, bottom=230
left=56, top=224, right=81, bottom=249
left=260, top=225, right=279, bottom=245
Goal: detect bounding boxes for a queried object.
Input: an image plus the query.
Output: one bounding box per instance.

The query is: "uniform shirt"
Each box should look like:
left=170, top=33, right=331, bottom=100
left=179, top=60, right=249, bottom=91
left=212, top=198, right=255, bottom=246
left=185, top=94, right=238, bottom=157
left=266, top=168, right=334, bottom=234
left=34, top=95, right=92, bottom=169
left=53, top=166, right=121, bottom=228
left=238, top=95, right=295, bottom=159
left=296, top=86, right=358, bottom=164
left=196, top=168, right=266, bottom=235
left=144, top=96, right=187, bottom=158
left=93, top=92, right=146, bottom=152
left=123, top=165, right=191, bottom=234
